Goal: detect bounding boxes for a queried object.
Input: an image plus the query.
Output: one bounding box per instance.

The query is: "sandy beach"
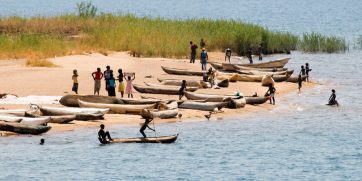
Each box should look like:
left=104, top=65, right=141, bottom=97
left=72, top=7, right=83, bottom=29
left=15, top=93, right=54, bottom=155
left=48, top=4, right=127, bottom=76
left=0, top=52, right=315, bottom=135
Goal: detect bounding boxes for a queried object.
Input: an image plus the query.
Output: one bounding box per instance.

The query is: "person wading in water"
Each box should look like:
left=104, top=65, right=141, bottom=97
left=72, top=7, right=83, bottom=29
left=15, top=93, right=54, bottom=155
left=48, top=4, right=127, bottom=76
left=98, top=124, right=113, bottom=143
left=140, top=118, right=155, bottom=138
left=305, top=63, right=312, bottom=81
left=327, top=89, right=339, bottom=106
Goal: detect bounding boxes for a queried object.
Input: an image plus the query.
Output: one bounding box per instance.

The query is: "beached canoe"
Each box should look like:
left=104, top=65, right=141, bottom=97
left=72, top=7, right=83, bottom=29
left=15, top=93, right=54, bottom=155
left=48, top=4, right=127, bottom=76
left=120, top=98, right=163, bottom=105
left=59, top=94, right=122, bottom=107
left=240, top=58, right=290, bottom=68
left=20, top=117, right=50, bottom=126
left=78, top=100, right=157, bottom=114
left=0, top=116, right=22, bottom=123
left=217, top=79, right=229, bottom=88
left=141, top=109, right=178, bottom=119
left=161, top=66, right=206, bottom=76
left=178, top=101, right=227, bottom=111
left=209, top=62, right=223, bottom=70
left=245, top=96, right=268, bottom=105
left=215, top=72, right=240, bottom=82
left=157, top=78, right=207, bottom=88
left=25, top=111, right=76, bottom=124
left=287, top=75, right=308, bottom=83
left=184, top=91, right=241, bottom=102
left=144, top=82, right=199, bottom=90
left=237, top=69, right=291, bottom=76
left=133, top=84, right=198, bottom=95
left=229, top=97, right=247, bottom=108
left=0, top=109, right=27, bottom=117
left=100, top=134, right=178, bottom=144
left=261, top=75, right=275, bottom=86
left=40, top=106, right=109, bottom=116
left=0, top=121, right=51, bottom=135
left=233, top=65, right=288, bottom=72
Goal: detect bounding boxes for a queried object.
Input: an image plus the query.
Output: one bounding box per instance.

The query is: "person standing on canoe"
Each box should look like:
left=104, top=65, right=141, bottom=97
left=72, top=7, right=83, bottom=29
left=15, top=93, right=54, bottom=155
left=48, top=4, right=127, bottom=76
left=306, top=63, right=312, bottom=81
left=200, top=48, right=208, bottom=71
left=98, top=124, right=113, bottom=143
left=140, top=118, right=155, bottom=138
left=327, top=89, right=339, bottom=106
left=107, top=72, right=116, bottom=97
left=225, top=48, right=232, bottom=62
left=258, top=43, right=263, bottom=61
left=246, top=48, right=253, bottom=64
left=104, top=65, right=112, bottom=92
left=300, top=65, right=306, bottom=76
left=266, top=84, right=276, bottom=105
left=92, top=68, right=103, bottom=95
left=72, top=69, right=79, bottom=94
left=190, top=41, right=198, bottom=63
left=298, top=74, right=302, bottom=92
left=117, top=69, right=125, bottom=98
left=179, top=80, right=187, bottom=100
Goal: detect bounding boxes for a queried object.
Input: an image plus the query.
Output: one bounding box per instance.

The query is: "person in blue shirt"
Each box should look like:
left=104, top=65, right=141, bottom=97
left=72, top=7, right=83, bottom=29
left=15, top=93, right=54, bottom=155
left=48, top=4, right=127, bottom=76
left=107, top=72, right=116, bottom=97
left=200, top=48, right=208, bottom=71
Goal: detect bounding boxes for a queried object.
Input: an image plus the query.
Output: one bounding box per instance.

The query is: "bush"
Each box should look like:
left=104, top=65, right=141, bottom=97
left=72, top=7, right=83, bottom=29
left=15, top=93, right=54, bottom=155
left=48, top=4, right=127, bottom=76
left=77, top=1, right=97, bottom=18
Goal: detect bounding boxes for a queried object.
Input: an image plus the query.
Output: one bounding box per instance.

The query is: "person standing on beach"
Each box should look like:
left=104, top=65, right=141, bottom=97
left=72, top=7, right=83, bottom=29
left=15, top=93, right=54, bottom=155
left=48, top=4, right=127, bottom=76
left=107, top=72, right=116, bottom=97
left=246, top=48, right=253, bottom=64
left=225, top=48, right=232, bottom=62
left=200, top=38, right=206, bottom=48
left=266, top=84, right=276, bottom=105
left=298, top=74, right=302, bottom=92
left=92, top=68, right=103, bottom=95
left=179, top=80, right=187, bottom=100
left=258, top=43, right=263, bottom=61
left=200, top=48, right=208, bottom=71
left=125, top=73, right=135, bottom=98
left=117, top=69, right=125, bottom=98
left=300, top=65, right=306, bottom=76
left=98, top=124, right=113, bottom=143
left=140, top=118, right=155, bottom=138
left=104, top=65, right=112, bottom=92
left=72, top=69, right=79, bottom=94
left=305, top=63, right=312, bottom=81
left=190, top=41, right=198, bottom=63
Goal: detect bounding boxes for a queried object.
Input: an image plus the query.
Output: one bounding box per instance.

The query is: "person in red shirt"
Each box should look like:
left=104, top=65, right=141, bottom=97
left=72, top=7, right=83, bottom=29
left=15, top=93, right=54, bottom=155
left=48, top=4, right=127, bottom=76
left=92, top=68, right=104, bottom=95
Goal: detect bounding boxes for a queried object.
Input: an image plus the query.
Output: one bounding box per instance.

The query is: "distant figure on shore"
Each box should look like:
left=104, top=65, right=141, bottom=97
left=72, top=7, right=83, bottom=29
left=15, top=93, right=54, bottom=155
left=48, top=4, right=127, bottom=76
left=190, top=41, right=198, bottom=63
left=117, top=69, right=125, bottom=98
left=306, top=63, right=312, bottom=81
left=266, top=84, right=276, bottom=105
left=107, top=72, right=116, bottom=97
left=200, top=48, right=208, bottom=71
left=92, top=68, right=103, bottom=95
left=246, top=48, right=253, bottom=64
left=125, top=73, right=135, bottom=98
left=225, top=48, right=232, bottom=62
left=39, top=138, right=45, bottom=145
left=258, top=43, right=263, bottom=61
left=104, top=65, right=112, bottom=91
left=72, top=69, right=78, bottom=94
left=298, top=74, right=302, bottom=92
left=140, top=118, right=155, bottom=138
left=300, top=65, right=306, bottom=75
left=98, top=124, right=113, bottom=143
left=200, top=38, right=206, bottom=48
left=327, top=89, right=339, bottom=106
left=179, top=80, right=187, bottom=100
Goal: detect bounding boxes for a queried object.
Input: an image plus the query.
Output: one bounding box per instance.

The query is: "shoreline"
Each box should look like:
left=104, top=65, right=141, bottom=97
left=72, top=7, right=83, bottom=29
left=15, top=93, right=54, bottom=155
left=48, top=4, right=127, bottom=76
left=0, top=51, right=316, bottom=137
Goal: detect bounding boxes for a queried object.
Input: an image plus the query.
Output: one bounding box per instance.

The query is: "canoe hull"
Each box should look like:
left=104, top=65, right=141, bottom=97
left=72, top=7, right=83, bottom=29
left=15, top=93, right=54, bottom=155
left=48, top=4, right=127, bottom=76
left=245, top=97, right=268, bottom=104
left=78, top=100, right=157, bottom=114
left=0, top=121, right=51, bottom=135
left=59, top=94, right=122, bottom=107
left=133, top=84, right=197, bottom=95
left=178, top=101, right=227, bottom=111
left=101, top=134, right=178, bottom=144
left=161, top=66, right=206, bottom=76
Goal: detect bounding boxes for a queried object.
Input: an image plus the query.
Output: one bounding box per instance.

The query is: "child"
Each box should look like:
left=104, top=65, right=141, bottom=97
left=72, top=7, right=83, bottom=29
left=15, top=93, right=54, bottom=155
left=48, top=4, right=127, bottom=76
left=265, top=84, right=276, bottom=105
left=125, top=73, right=135, bottom=98
left=107, top=73, right=116, bottom=97
left=300, top=65, right=306, bottom=75
left=118, top=69, right=125, bottom=98
left=179, top=80, right=187, bottom=100
left=72, top=69, right=78, bottom=94
left=305, top=63, right=312, bottom=81
left=298, top=74, right=302, bottom=92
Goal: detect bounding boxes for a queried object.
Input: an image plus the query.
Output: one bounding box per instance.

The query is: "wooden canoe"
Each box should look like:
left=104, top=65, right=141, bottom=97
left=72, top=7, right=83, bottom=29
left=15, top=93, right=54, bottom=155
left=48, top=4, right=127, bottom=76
left=0, top=109, right=26, bottom=117
left=233, top=65, right=288, bottom=72
left=78, top=100, right=157, bottom=114
left=120, top=98, right=163, bottom=105
left=0, top=116, right=22, bottom=123
left=215, top=72, right=240, bottom=82
left=144, top=82, right=199, bottom=90
left=141, top=109, right=178, bottom=119
left=24, top=112, right=76, bottom=124
left=59, top=94, right=123, bottom=107
left=229, top=97, right=246, bottom=108
left=178, top=101, right=227, bottom=111
left=0, top=121, right=51, bottom=135
left=133, top=84, right=198, bottom=95
left=157, top=78, right=207, bottom=88
left=240, top=58, right=290, bottom=68
left=237, top=69, right=290, bottom=76
left=184, top=91, right=240, bottom=102
left=100, top=134, right=178, bottom=144
left=40, top=106, right=109, bottom=116
left=287, top=75, right=308, bottom=83
left=161, top=66, right=206, bottom=76
left=20, top=117, right=50, bottom=126
left=245, top=96, right=268, bottom=105
left=209, top=62, right=223, bottom=70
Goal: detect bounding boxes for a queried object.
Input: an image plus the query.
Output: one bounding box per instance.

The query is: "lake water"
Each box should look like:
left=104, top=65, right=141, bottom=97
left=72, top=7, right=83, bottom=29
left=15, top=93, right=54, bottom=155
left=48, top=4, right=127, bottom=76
left=1, top=1, right=362, bottom=180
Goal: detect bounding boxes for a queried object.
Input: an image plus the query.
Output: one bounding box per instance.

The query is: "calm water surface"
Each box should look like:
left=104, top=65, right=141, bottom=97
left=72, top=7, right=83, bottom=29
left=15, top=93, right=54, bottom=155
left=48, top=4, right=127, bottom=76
left=0, top=1, right=362, bottom=180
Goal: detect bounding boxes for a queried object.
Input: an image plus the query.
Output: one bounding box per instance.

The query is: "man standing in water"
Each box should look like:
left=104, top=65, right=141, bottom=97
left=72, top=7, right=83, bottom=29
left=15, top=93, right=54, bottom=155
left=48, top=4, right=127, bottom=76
left=306, top=63, right=312, bottom=81
left=190, top=41, right=198, bottom=63
left=327, top=89, right=339, bottom=106
left=140, top=118, right=155, bottom=138
left=92, top=68, right=103, bottom=95
left=98, top=124, right=113, bottom=143
left=246, top=48, right=253, bottom=64
left=225, top=48, right=232, bottom=62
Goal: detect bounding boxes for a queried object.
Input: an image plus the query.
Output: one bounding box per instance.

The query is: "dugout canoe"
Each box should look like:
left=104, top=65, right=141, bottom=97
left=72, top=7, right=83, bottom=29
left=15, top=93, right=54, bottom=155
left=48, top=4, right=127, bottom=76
left=133, top=84, right=198, bottom=95
left=144, top=82, right=199, bottom=90
left=20, top=117, right=50, bottom=126
left=215, top=72, right=240, bottom=82
left=178, top=101, right=227, bottom=111
left=100, top=134, right=178, bottom=144
left=0, top=109, right=26, bottom=117
left=240, top=58, right=290, bottom=68
left=25, top=112, right=76, bottom=124
left=78, top=100, right=157, bottom=114
left=39, top=106, right=109, bottom=116
left=157, top=78, right=207, bottom=88
left=237, top=69, right=291, bottom=76
left=209, top=62, right=223, bottom=70
left=141, top=109, right=178, bottom=119
left=161, top=66, right=206, bottom=76
left=59, top=94, right=123, bottom=107
left=245, top=96, right=268, bottom=105
left=0, top=116, right=22, bottom=123
left=287, top=75, right=308, bottom=83
left=184, top=91, right=241, bottom=102
left=120, top=98, right=163, bottom=105
left=233, top=65, right=288, bottom=72
left=0, top=121, right=51, bottom=135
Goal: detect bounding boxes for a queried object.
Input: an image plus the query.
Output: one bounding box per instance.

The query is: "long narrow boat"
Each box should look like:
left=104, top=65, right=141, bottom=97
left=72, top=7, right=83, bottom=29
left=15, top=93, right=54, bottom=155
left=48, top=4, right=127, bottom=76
left=141, top=109, right=178, bottom=119
left=233, top=64, right=288, bottom=72
left=236, top=74, right=290, bottom=82
left=0, top=116, right=22, bottom=122
left=133, top=84, right=198, bottom=95
left=240, top=58, right=290, bottom=68
left=25, top=111, right=76, bottom=124
left=161, top=66, right=206, bottom=76
left=120, top=98, right=163, bottom=105
left=178, top=101, right=227, bottom=111
left=157, top=78, right=207, bottom=88
left=245, top=96, right=268, bottom=105
left=78, top=100, right=157, bottom=114
left=59, top=94, right=122, bottom=107
left=286, top=75, right=308, bottom=83
left=40, top=106, right=110, bottom=116
left=209, top=62, right=223, bottom=70
left=144, top=82, right=199, bottom=90
left=20, top=117, right=50, bottom=126
left=100, top=134, right=178, bottom=144
left=0, top=121, right=51, bottom=135
left=184, top=91, right=241, bottom=102
left=237, top=69, right=290, bottom=76
left=0, top=109, right=27, bottom=117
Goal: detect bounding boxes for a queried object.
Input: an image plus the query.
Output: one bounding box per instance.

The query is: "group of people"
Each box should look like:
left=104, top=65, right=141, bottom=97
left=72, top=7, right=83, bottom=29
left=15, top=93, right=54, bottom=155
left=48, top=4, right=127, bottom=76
left=190, top=39, right=208, bottom=71
left=297, top=63, right=312, bottom=92
left=71, top=66, right=136, bottom=98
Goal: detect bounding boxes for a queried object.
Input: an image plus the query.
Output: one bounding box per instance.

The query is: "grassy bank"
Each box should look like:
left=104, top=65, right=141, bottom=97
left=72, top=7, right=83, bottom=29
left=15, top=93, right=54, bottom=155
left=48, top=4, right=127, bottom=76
left=0, top=14, right=347, bottom=63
